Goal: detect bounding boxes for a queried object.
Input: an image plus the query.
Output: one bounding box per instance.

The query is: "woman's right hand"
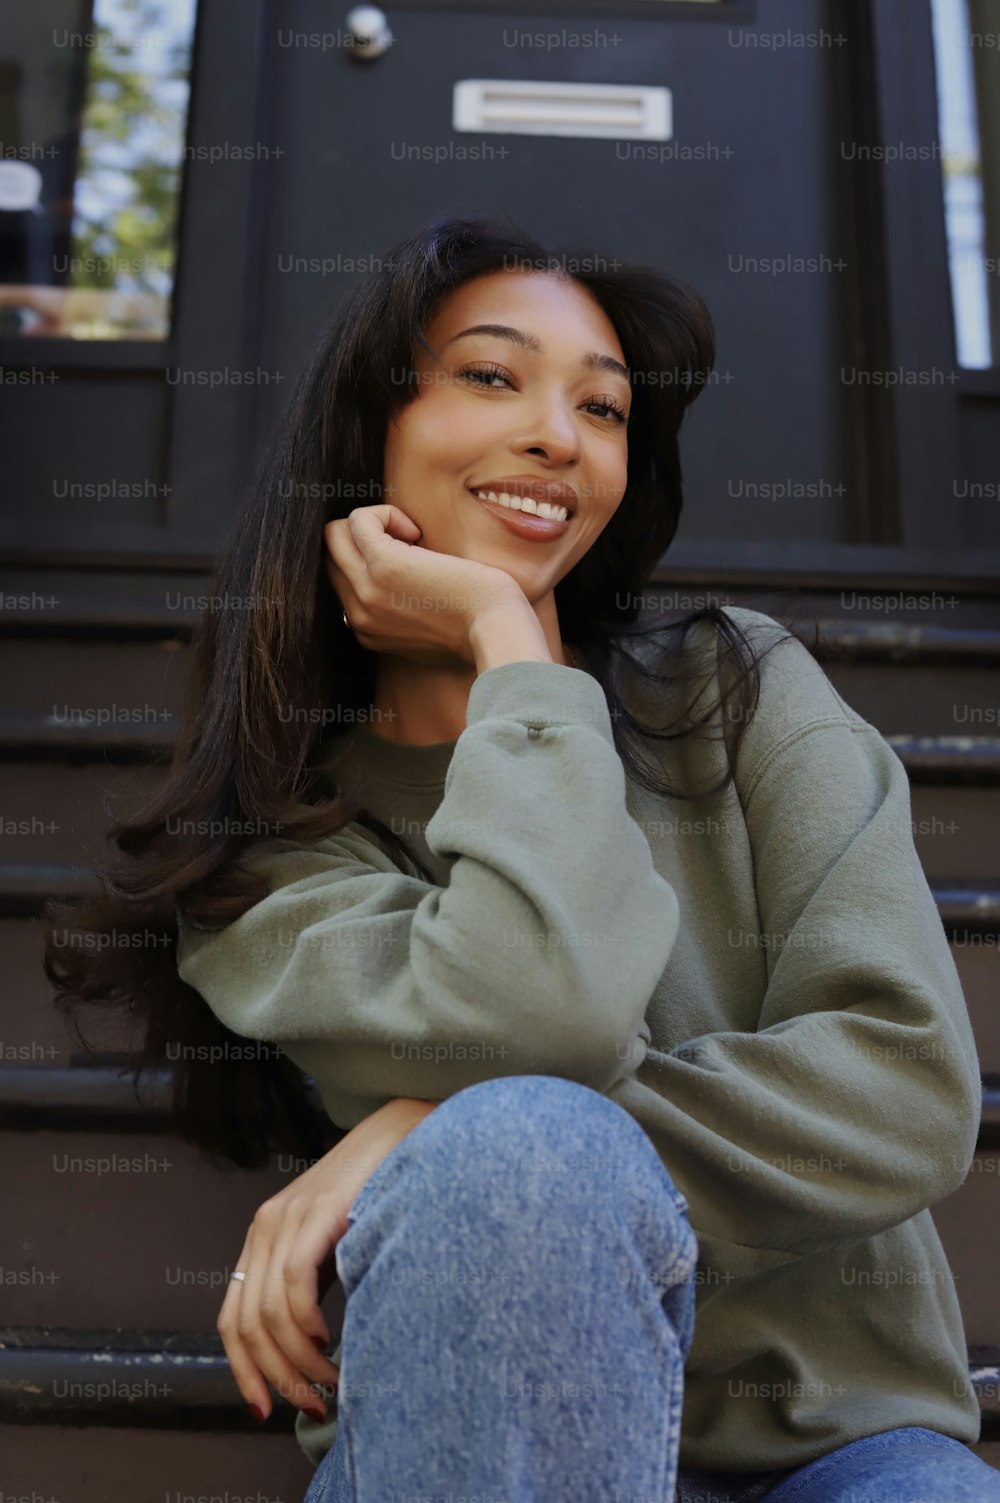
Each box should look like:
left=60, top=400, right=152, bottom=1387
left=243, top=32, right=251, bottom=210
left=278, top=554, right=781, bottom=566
left=217, top=1096, right=437, bottom=1426
left=324, top=504, right=529, bottom=666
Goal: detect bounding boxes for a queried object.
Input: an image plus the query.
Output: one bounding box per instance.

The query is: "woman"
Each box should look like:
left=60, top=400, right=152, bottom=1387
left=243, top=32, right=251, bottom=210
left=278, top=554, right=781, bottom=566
left=46, top=216, right=998, bottom=1502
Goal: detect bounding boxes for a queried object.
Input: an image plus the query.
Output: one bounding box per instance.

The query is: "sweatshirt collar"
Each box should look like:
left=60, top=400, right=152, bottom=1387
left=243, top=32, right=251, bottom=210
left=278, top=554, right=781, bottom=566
left=320, top=721, right=456, bottom=789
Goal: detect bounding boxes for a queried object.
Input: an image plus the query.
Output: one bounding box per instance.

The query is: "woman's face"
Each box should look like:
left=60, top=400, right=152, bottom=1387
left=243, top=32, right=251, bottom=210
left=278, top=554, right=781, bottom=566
left=382, top=269, right=631, bottom=602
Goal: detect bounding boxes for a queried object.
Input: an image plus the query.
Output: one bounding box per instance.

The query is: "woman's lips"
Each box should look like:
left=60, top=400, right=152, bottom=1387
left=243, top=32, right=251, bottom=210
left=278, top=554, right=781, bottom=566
left=468, top=489, right=572, bottom=541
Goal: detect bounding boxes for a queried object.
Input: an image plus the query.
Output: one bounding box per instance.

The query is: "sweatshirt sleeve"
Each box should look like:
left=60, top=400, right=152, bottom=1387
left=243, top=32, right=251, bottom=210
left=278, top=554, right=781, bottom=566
left=613, top=620, right=983, bottom=1267
left=176, top=659, right=679, bottom=1115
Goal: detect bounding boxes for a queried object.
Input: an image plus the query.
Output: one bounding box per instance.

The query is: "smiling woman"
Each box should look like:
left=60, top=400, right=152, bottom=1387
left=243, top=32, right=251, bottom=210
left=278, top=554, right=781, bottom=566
left=38, top=215, right=996, bottom=1503
left=42, top=208, right=738, bottom=1154
left=342, top=267, right=637, bottom=744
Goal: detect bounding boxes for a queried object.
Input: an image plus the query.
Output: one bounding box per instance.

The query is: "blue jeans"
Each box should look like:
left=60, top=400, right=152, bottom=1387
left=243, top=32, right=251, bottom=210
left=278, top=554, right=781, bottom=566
left=302, top=1075, right=1000, bottom=1503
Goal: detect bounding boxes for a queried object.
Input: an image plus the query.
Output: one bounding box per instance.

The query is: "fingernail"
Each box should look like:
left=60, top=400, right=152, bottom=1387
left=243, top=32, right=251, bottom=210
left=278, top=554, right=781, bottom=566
left=311, top=1335, right=328, bottom=1350
left=308, top=1404, right=327, bottom=1423
left=250, top=1403, right=266, bottom=1425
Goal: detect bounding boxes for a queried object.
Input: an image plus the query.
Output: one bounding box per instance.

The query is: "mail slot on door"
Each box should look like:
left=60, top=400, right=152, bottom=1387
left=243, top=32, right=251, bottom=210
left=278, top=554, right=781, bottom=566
left=453, top=79, right=672, bottom=140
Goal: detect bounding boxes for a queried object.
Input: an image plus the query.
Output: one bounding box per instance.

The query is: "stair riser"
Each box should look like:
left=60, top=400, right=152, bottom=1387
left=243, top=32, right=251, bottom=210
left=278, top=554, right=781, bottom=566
left=825, top=663, right=1000, bottom=738
left=0, top=1425, right=316, bottom=1500
left=1, top=1120, right=993, bottom=1344
left=0, top=765, right=166, bottom=865
left=0, top=1130, right=337, bottom=1330
left=0, top=639, right=189, bottom=718
left=933, top=1156, right=1000, bottom=1346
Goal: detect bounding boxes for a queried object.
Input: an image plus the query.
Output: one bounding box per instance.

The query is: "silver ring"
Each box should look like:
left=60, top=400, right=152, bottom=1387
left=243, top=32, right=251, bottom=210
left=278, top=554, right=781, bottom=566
left=229, top=1270, right=247, bottom=1283
left=341, top=610, right=350, bottom=628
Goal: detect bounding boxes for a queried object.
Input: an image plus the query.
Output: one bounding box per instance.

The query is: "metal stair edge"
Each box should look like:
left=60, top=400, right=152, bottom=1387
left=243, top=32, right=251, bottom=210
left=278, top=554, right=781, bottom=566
left=0, top=1066, right=996, bottom=1146
left=2, top=602, right=1000, bottom=660
left=0, top=1327, right=993, bottom=1435
left=805, top=620, right=1000, bottom=665
left=2, top=863, right=1000, bottom=923
left=0, top=1062, right=332, bottom=1136
left=0, top=1328, right=294, bottom=1431
left=3, top=715, right=1000, bottom=780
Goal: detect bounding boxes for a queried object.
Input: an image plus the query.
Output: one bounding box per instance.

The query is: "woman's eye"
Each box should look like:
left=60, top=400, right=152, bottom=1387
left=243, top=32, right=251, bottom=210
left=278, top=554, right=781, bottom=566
left=456, top=364, right=628, bottom=424
left=456, top=363, right=511, bottom=389
left=586, top=397, right=628, bottom=425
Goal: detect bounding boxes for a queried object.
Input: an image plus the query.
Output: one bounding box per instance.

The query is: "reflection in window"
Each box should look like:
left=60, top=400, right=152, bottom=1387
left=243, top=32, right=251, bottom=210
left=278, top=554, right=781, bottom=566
left=0, top=0, right=197, bottom=340
left=930, top=0, right=999, bottom=368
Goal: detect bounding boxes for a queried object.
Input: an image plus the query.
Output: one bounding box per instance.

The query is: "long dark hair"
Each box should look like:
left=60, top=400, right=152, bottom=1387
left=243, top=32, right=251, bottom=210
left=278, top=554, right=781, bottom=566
left=43, top=214, right=815, bottom=1170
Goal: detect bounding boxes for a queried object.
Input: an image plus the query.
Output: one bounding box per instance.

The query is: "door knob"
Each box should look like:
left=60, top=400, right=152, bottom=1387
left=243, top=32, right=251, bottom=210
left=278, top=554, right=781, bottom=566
left=345, top=6, right=393, bottom=60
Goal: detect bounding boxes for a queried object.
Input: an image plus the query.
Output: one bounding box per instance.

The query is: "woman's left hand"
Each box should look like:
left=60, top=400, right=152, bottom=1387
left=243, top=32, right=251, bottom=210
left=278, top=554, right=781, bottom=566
left=217, top=1095, right=437, bottom=1424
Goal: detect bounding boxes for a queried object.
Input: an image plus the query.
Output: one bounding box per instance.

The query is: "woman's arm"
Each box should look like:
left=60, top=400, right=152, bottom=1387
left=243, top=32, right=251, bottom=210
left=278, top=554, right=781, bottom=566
left=217, top=1094, right=437, bottom=1424
left=611, top=620, right=983, bottom=1268
left=177, top=654, right=676, bottom=1105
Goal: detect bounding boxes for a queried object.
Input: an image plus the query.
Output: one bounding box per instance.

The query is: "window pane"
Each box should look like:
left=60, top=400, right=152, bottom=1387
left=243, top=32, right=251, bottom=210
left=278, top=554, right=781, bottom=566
left=0, top=0, right=197, bottom=340
left=930, top=0, right=1000, bottom=368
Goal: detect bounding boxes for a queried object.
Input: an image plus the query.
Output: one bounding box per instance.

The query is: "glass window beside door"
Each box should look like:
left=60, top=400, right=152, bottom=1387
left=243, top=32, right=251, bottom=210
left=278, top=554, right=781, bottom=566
left=0, top=0, right=197, bottom=340
left=931, top=0, right=1000, bottom=369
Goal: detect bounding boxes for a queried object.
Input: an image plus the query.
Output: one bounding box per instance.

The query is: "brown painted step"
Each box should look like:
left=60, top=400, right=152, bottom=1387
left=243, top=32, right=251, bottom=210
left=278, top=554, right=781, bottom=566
left=0, top=1128, right=343, bottom=1331
left=0, top=636, right=997, bottom=733
left=0, top=637, right=188, bottom=719
left=1, top=1098, right=995, bottom=1337
left=0, top=743, right=997, bottom=870
left=0, top=618, right=998, bottom=751
left=0, top=917, right=142, bottom=1063
left=0, top=762, right=165, bottom=867
left=932, top=1150, right=1000, bottom=1347
left=0, top=944, right=997, bottom=1087
left=0, top=1418, right=993, bottom=1500
left=0, top=1327, right=995, bottom=1486
left=0, top=667, right=997, bottom=756
left=823, top=663, right=1000, bottom=738
left=953, top=941, right=1000, bottom=1073
left=908, top=787, right=1000, bottom=881
left=1, top=871, right=998, bottom=1069
left=0, top=893, right=997, bottom=1072
left=0, top=1424, right=317, bottom=1503
left=0, top=1424, right=995, bottom=1498
left=2, top=733, right=995, bottom=891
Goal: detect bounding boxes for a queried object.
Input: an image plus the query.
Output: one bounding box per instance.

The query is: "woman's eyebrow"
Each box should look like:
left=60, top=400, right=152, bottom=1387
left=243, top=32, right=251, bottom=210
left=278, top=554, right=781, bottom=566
left=443, top=323, right=630, bottom=382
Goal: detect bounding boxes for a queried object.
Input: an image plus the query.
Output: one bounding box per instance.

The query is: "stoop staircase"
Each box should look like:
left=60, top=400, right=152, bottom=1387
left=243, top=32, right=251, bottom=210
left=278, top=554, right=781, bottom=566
left=0, top=565, right=998, bottom=1498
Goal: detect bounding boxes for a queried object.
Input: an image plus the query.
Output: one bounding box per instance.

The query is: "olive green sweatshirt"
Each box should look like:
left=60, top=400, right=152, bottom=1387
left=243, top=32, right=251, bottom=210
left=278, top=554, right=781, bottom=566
left=175, top=607, right=983, bottom=1474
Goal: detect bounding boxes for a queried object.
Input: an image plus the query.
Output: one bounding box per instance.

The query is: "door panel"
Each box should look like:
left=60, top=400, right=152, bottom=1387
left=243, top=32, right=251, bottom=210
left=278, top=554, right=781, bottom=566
left=255, top=0, right=853, bottom=554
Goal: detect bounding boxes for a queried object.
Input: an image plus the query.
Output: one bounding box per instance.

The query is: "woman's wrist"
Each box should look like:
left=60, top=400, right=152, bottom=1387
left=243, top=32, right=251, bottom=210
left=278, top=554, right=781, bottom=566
left=382, top=1095, right=439, bottom=1127
left=466, top=600, right=553, bottom=674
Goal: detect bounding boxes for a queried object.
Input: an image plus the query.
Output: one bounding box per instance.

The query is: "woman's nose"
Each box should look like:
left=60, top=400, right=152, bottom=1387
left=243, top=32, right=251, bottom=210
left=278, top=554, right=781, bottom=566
left=514, top=405, right=582, bottom=466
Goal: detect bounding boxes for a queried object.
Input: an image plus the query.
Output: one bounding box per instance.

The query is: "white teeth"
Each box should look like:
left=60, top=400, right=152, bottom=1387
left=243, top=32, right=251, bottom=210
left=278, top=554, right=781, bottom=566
left=472, top=488, right=570, bottom=522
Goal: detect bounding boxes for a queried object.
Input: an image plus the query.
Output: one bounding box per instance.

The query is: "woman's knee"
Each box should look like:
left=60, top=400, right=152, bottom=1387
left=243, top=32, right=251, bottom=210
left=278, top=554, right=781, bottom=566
left=408, top=1072, right=691, bottom=1231
left=425, top=1073, right=645, bottom=1170
left=339, top=1071, right=698, bottom=1337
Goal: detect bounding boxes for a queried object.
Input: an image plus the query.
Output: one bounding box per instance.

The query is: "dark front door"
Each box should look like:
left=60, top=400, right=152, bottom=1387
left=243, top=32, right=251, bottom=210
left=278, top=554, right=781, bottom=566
left=253, top=0, right=861, bottom=568
left=1, top=0, right=997, bottom=579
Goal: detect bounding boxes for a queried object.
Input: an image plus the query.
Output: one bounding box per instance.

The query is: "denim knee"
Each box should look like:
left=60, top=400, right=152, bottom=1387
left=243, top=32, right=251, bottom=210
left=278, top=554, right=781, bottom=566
left=347, top=1073, right=695, bottom=1268
left=329, top=1076, right=698, bottom=1503
left=421, top=1073, right=686, bottom=1207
